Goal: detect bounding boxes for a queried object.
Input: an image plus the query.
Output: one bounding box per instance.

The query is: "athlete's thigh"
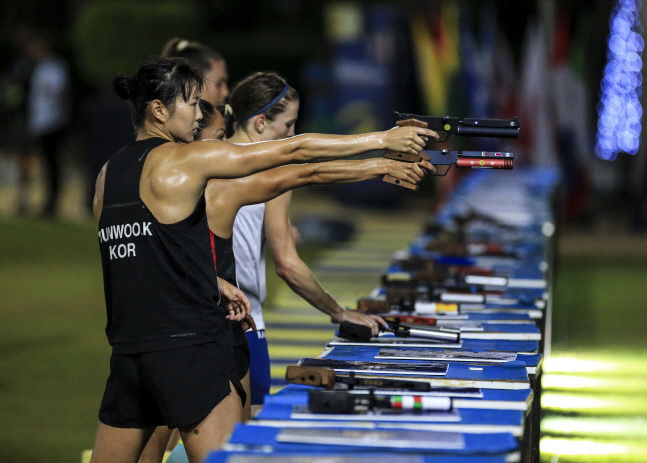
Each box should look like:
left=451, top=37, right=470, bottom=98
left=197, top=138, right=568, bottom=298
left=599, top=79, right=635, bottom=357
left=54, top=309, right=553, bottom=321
left=179, top=381, right=242, bottom=463
left=137, top=425, right=173, bottom=463
left=89, top=420, right=154, bottom=463
left=240, top=370, right=251, bottom=421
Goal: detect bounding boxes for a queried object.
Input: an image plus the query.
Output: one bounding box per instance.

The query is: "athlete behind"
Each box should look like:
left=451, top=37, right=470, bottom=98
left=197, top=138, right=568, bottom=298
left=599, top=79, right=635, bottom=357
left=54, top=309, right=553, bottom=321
left=212, top=96, right=436, bottom=413
left=161, top=97, right=436, bottom=463
left=161, top=37, right=229, bottom=107
left=226, top=72, right=421, bottom=411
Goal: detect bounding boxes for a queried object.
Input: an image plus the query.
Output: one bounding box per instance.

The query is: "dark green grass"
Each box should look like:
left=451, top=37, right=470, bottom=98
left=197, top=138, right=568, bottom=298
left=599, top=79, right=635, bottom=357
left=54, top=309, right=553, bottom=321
left=0, top=217, right=108, bottom=463
left=550, top=256, right=647, bottom=349
left=1, top=216, right=647, bottom=462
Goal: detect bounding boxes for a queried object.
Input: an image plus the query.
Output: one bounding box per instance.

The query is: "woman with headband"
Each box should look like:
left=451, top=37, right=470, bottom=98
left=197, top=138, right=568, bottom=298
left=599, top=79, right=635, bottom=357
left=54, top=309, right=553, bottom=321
left=227, top=72, right=424, bottom=411
left=91, top=57, right=436, bottom=463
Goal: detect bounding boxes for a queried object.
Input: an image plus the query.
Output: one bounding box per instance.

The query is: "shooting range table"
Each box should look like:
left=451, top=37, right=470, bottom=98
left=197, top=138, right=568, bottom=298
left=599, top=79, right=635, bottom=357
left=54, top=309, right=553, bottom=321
left=208, top=167, right=558, bottom=463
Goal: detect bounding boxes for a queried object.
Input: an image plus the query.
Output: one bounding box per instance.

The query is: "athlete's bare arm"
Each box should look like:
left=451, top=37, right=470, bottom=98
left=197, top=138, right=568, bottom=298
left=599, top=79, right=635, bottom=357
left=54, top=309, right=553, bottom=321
left=204, top=157, right=433, bottom=238
left=187, top=125, right=435, bottom=182
left=92, top=162, right=108, bottom=224
left=264, top=193, right=387, bottom=336
left=97, top=126, right=437, bottom=226
left=217, top=276, right=252, bottom=323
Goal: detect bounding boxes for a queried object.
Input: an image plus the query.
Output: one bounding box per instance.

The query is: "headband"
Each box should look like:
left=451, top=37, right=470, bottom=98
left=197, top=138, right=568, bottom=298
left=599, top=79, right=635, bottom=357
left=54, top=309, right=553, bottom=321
left=239, top=84, right=290, bottom=122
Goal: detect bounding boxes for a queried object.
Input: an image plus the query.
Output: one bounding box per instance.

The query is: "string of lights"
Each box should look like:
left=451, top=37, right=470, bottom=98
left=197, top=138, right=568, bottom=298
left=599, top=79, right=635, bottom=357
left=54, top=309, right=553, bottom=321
left=595, top=0, right=644, bottom=160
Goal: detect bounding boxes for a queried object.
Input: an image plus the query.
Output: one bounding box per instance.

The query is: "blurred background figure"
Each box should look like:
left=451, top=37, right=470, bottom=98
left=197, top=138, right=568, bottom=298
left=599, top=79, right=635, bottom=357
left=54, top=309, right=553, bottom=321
left=161, top=37, right=230, bottom=107
left=13, top=26, right=71, bottom=217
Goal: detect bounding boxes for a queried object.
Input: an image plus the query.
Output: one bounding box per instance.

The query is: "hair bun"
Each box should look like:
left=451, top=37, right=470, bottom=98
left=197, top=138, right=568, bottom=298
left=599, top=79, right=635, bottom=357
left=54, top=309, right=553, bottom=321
left=112, top=74, right=134, bottom=100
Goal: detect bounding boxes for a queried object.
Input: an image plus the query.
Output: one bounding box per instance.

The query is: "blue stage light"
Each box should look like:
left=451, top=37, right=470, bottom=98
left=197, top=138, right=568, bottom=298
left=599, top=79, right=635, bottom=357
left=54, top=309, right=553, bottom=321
left=595, top=0, right=644, bottom=160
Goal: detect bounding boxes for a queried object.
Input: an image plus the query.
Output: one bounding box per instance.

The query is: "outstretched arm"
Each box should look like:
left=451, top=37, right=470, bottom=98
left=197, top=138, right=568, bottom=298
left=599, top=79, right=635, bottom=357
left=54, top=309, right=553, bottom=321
left=143, top=127, right=438, bottom=225
left=206, top=157, right=433, bottom=238
left=264, top=193, right=387, bottom=336
left=186, top=125, right=438, bottom=182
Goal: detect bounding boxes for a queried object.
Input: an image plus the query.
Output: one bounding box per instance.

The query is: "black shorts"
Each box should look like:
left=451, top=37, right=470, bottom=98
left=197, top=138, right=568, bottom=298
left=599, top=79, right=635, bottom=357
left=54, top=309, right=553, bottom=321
left=98, top=341, right=245, bottom=429
left=233, top=343, right=250, bottom=381
left=229, top=320, right=250, bottom=380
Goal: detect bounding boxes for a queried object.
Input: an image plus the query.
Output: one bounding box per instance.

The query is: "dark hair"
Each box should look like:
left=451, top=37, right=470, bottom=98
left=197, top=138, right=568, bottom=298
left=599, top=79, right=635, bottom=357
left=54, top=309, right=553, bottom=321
left=161, top=37, right=225, bottom=75
left=229, top=71, right=299, bottom=127
left=215, top=103, right=235, bottom=138
left=195, top=99, right=216, bottom=140
left=113, top=56, right=204, bottom=130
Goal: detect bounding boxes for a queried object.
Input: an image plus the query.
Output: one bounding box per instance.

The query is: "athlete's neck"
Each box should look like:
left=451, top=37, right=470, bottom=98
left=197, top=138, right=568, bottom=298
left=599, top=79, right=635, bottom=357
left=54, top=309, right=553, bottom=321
left=136, top=123, right=174, bottom=142
left=229, top=127, right=262, bottom=144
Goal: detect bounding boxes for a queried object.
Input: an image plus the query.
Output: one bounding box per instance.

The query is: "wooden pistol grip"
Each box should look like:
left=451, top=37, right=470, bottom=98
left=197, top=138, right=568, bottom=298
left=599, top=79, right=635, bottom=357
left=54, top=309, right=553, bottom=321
left=285, top=365, right=335, bottom=389
left=384, top=118, right=429, bottom=189
left=357, top=298, right=391, bottom=314
left=396, top=118, right=429, bottom=128
left=383, top=175, right=419, bottom=190
left=384, top=152, right=423, bottom=162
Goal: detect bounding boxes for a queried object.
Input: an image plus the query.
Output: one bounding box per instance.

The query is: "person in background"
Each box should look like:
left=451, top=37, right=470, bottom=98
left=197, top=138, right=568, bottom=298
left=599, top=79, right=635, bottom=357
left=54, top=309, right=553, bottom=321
left=161, top=37, right=229, bottom=107
left=14, top=27, right=71, bottom=217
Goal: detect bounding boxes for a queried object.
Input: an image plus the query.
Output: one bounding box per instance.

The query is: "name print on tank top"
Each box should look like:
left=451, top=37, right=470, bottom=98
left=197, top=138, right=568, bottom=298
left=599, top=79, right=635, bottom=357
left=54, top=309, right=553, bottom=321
left=98, top=221, right=153, bottom=259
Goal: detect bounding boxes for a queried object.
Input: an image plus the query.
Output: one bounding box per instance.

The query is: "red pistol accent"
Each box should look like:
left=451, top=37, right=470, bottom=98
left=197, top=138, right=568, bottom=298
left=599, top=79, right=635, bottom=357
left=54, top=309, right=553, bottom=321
left=456, top=158, right=513, bottom=169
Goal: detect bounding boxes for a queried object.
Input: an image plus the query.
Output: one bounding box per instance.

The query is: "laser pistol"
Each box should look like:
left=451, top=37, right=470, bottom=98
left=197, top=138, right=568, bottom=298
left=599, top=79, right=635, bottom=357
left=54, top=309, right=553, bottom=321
left=308, top=388, right=452, bottom=414
left=384, top=113, right=519, bottom=189
left=338, top=320, right=460, bottom=344
left=285, top=365, right=433, bottom=391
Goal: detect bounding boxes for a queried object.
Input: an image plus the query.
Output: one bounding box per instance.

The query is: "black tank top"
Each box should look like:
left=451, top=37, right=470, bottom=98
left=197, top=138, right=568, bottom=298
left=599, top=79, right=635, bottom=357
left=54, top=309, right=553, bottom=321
left=212, top=233, right=236, bottom=286
left=212, top=232, right=248, bottom=347
left=98, top=137, right=225, bottom=354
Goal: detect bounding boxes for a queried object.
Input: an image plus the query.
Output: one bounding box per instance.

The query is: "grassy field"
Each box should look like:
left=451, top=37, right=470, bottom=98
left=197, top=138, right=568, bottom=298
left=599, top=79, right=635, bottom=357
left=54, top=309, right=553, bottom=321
left=0, top=217, right=106, bottom=463
left=1, top=215, right=647, bottom=463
